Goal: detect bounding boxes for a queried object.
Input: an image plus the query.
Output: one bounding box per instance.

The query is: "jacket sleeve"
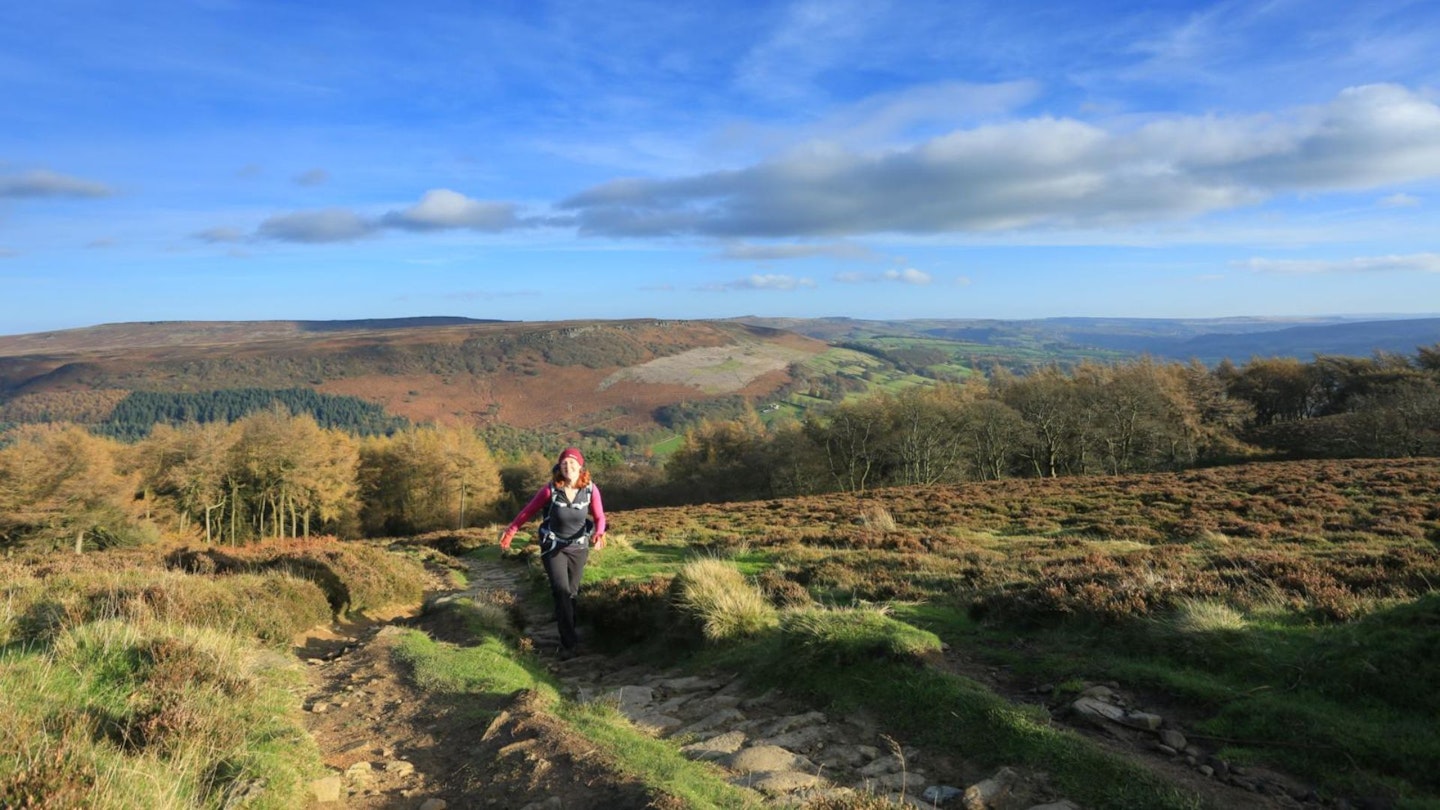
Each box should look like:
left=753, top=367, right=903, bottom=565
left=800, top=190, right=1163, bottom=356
left=590, top=485, right=607, bottom=536
left=507, top=486, right=550, bottom=533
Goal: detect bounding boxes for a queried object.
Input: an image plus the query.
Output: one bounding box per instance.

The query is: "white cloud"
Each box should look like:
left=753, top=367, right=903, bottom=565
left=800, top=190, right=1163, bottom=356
left=1239, top=253, right=1440, bottom=274
left=0, top=169, right=113, bottom=198
left=257, top=209, right=378, bottom=243
left=247, top=190, right=522, bottom=244
left=1379, top=193, right=1421, bottom=208
left=382, top=189, right=518, bottom=232
left=884, top=268, right=932, bottom=284
left=705, top=274, right=817, bottom=291
left=560, top=84, right=1440, bottom=239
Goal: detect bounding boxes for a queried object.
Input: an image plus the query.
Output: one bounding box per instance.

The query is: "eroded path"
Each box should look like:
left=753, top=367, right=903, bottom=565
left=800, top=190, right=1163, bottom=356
left=297, top=552, right=1325, bottom=809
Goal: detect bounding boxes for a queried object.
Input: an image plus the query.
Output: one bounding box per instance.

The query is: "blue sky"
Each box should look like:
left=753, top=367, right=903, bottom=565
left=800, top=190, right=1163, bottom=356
left=3, top=0, right=1439, bottom=336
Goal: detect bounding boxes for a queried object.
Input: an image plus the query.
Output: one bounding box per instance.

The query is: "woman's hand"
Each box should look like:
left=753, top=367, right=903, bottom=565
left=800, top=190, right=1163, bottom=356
left=500, top=527, right=516, bottom=550
left=593, top=533, right=606, bottom=550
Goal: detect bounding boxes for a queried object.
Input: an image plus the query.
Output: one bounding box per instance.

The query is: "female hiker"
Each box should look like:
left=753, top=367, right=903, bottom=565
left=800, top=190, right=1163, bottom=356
left=500, top=447, right=607, bottom=659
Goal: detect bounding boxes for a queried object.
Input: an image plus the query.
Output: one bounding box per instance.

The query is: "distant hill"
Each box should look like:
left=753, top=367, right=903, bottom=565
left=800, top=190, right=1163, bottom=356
left=737, top=315, right=1440, bottom=364
left=0, top=317, right=506, bottom=357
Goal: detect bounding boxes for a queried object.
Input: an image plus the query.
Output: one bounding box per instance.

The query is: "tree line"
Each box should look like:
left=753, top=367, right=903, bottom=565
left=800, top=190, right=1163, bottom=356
left=608, top=346, right=1440, bottom=505
left=0, top=408, right=501, bottom=552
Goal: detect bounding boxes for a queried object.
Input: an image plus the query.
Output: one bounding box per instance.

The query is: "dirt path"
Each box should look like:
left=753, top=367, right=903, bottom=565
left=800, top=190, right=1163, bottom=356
left=295, top=553, right=1326, bottom=809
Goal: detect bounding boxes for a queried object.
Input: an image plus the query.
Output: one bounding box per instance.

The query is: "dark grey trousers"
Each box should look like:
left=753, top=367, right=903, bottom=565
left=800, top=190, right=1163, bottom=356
left=541, top=544, right=589, bottom=650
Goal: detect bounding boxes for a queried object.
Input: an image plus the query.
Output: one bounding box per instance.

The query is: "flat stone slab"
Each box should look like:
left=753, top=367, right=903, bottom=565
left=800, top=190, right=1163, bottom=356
left=681, top=730, right=747, bottom=762
left=747, top=770, right=823, bottom=796
left=727, top=744, right=816, bottom=774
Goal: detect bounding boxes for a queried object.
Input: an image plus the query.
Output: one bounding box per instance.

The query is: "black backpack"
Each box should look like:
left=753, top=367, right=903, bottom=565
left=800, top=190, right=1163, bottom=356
left=538, top=483, right=594, bottom=553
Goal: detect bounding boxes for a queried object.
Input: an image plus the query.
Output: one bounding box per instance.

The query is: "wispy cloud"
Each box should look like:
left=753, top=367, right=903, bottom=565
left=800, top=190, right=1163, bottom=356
left=703, top=274, right=817, bottom=291
left=193, top=227, right=246, bottom=244
left=257, top=209, right=378, bottom=243
left=561, top=84, right=1440, bottom=239
left=294, top=168, right=330, bottom=187
left=736, top=0, right=874, bottom=99
left=1379, top=193, right=1421, bottom=208
left=0, top=169, right=113, bottom=199
left=836, top=268, right=933, bottom=284
left=1239, top=253, right=1440, bottom=274
left=719, top=241, right=879, bottom=261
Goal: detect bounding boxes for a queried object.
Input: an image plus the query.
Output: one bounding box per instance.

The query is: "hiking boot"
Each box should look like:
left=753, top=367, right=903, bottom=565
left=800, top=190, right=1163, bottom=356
left=557, top=645, right=577, bottom=661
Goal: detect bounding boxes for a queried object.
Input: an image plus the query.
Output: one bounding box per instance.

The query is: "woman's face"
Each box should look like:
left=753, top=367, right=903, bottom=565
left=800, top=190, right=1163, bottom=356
left=559, top=457, right=582, bottom=482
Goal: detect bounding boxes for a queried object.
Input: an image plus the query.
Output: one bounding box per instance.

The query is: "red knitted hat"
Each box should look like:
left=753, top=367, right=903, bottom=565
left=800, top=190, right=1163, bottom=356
left=557, top=447, right=585, bottom=467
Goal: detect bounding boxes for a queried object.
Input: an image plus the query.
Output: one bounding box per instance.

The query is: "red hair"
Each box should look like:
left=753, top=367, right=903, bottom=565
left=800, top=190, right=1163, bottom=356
left=553, top=468, right=591, bottom=488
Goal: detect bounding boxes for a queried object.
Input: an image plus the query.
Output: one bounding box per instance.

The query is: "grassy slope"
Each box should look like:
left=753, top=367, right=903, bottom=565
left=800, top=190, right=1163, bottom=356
left=594, top=457, right=1440, bottom=807
left=0, top=539, right=431, bottom=809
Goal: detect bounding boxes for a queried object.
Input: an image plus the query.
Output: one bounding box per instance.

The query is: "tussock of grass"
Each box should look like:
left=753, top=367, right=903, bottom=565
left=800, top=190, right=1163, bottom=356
left=780, top=605, right=941, bottom=665
left=860, top=504, right=897, bottom=531
left=671, top=558, right=779, bottom=642
left=1164, top=597, right=1249, bottom=634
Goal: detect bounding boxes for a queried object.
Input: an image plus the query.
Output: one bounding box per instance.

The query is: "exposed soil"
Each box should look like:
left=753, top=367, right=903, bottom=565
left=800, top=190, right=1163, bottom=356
left=296, top=553, right=1330, bottom=810
left=297, top=556, right=686, bottom=810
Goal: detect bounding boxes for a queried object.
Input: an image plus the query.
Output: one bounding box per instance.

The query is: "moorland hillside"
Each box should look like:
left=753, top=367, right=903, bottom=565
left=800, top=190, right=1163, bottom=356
left=0, top=318, right=826, bottom=438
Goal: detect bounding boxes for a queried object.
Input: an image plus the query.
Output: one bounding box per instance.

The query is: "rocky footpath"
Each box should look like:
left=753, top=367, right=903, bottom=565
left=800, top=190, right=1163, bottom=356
left=299, top=552, right=1330, bottom=809
left=466, top=557, right=1082, bottom=809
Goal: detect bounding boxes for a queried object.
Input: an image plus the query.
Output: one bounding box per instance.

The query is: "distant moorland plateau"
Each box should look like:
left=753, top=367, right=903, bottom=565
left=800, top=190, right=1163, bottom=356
left=1, top=314, right=1437, bottom=442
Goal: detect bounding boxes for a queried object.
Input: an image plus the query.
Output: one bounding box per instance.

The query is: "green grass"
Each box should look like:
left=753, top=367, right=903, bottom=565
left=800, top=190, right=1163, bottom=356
left=0, top=620, right=323, bottom=810
left=650, top=434, right=685, bottom=457
left=565, top=702, right=763, bottom=809
left=690, top=607, right=1204, bottom=810
left=902, top=597, right=1440, bottom=805
left=585, top=541, right=774, bottom=584
left=392, top=627, right=555, bottom=702
left=586, top=540, right=695, bottom=581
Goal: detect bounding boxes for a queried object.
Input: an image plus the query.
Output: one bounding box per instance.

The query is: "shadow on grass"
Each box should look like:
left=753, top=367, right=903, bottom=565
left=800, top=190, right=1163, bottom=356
left=914, top=592, right=1440, bottom=804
